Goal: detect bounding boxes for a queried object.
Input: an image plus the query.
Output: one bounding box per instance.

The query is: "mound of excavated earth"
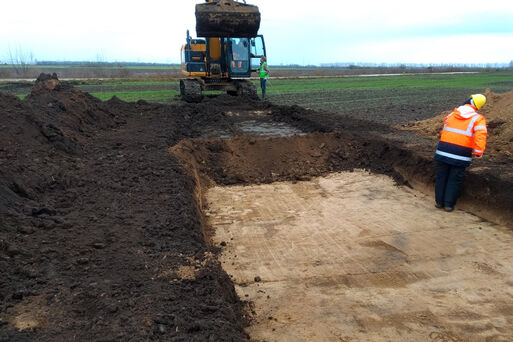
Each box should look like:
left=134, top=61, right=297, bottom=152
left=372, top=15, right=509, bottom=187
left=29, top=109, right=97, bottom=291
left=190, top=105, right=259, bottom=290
left=1, top=74, right=512, bottom=341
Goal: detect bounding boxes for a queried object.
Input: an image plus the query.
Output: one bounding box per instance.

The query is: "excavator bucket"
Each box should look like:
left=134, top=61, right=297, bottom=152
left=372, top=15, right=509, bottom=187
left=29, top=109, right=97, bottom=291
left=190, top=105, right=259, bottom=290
left=195, top=0, right=261, bottom=38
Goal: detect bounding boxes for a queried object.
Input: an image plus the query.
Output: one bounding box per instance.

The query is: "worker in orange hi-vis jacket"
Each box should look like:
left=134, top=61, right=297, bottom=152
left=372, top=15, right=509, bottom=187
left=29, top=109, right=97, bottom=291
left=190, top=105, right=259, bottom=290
left=434, top=94, right=487, bottom=212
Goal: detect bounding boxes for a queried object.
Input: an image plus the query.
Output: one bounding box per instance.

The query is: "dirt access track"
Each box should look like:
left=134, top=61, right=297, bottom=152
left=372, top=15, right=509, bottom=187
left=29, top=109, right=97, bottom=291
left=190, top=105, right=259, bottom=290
left=1, top=74, right=513, bottom=341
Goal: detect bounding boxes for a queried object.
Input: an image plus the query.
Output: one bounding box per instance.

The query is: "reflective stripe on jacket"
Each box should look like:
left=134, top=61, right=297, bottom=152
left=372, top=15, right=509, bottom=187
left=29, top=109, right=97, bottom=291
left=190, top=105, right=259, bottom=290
left=434, top=104, right=487, bottom=166
left=259, top=62, right=268, bottom=79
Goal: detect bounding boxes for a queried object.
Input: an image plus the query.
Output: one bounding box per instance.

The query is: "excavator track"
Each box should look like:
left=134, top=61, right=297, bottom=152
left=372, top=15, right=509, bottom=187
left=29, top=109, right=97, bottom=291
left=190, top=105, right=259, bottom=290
left=180, top=79, right=203, bottom=103
left=227, top=80, right=257, bottom=99
left=196, top=0, right=261, bottom=37
left=235, top=80, right=257, bottom=98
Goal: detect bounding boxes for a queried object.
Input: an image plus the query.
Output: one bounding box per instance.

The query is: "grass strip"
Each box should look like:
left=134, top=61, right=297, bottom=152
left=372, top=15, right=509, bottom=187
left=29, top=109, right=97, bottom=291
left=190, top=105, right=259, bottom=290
left=90, top=90, right=179, bottom=102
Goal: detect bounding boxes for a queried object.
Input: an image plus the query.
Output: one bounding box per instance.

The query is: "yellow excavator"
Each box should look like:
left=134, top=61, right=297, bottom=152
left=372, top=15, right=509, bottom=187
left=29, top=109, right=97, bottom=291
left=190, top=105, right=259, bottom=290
left=180, top=0, right=267, bottom=102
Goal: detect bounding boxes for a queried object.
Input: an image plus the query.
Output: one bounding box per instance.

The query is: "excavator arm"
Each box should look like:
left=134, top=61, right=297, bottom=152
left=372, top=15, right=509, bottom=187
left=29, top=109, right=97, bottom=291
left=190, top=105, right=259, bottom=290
left=195, top=0, right=261, bottom=38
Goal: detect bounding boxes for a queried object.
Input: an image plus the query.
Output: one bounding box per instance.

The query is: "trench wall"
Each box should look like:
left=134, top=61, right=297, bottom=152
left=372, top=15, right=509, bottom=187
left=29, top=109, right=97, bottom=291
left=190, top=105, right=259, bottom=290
left=170, top=132, right=513, bottom=237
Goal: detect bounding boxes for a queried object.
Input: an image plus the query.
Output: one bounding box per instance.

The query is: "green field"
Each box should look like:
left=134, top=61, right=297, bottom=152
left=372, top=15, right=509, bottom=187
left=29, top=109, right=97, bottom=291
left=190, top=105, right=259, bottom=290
left=2, top=71, right=512, bottom=123
left=268, top=72, right=513, bottom=90
left=264, top=72, right=513, bottom=123
left=0, top=64, right=181, bottom=70
left=76, top=71, right=513, bottom=104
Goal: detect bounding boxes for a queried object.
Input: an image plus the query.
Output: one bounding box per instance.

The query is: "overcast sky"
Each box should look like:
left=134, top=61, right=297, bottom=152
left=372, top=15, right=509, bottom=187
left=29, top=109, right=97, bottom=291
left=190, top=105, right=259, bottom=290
left=1, top=0, right=513, bottom=65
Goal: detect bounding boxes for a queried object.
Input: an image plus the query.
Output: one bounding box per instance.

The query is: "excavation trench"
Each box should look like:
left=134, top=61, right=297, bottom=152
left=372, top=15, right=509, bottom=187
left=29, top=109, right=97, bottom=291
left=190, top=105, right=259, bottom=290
left=170, top=132, right=513, bottom=341
left=4, top=77, right=513, bottom=341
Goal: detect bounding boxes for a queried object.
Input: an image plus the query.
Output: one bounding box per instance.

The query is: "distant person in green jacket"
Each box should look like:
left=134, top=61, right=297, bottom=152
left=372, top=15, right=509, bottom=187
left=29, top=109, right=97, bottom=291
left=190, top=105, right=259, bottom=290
left=258, top=56, right=270, bottom=100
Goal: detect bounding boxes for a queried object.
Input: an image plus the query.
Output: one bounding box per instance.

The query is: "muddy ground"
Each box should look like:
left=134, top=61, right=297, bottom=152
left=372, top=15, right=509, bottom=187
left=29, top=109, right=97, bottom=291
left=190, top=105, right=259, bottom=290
left=1, top=75, right=512, bottom=341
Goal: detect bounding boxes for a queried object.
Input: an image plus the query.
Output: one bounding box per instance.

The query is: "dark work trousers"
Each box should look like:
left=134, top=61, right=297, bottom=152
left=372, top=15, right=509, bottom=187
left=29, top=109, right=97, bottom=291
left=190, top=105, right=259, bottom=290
left=260, top=78, right=267, bottom=98
left=435, top=160, right=467, bottom=207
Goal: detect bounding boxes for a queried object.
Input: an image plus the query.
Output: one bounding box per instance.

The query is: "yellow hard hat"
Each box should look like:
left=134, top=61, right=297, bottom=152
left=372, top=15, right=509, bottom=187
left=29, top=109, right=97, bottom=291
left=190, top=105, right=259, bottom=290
left=471, top=94, right=486, bottom=109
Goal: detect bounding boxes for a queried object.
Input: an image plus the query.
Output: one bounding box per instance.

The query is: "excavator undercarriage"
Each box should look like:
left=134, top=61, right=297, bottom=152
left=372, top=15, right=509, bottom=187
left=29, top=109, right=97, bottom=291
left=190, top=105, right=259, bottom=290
left=180, top=78, right=257, bottom=103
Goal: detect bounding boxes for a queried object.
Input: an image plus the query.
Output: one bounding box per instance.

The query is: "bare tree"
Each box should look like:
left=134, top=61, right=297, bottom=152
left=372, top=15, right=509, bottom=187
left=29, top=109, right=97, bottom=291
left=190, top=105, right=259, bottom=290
left=8, top=46, right=34, bottom=76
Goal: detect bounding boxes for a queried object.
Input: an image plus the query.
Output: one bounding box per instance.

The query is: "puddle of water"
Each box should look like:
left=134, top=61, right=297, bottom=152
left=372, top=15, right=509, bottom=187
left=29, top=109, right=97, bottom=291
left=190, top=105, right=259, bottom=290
left=202, top=120, right=305, bottom=139
left=236, top=120, right=306, bottom=137
left=206, top=170, right=513, bottom=342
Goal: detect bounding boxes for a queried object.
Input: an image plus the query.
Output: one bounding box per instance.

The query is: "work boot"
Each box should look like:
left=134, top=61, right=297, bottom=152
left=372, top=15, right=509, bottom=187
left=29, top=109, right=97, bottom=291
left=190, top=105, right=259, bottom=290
left=435, top=203, right=443, bottom=209
left=444, top=206, right=454, bottom=212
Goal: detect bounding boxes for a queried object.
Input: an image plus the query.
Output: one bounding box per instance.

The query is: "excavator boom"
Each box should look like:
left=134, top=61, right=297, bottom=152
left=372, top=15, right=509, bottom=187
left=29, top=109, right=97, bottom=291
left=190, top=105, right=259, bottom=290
left=195, top=0, right=261, bottom=37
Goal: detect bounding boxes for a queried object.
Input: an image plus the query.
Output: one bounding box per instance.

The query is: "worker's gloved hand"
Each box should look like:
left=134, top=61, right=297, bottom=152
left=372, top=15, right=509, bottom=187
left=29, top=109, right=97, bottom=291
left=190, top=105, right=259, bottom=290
left=474, top=154, right=483, bottom=159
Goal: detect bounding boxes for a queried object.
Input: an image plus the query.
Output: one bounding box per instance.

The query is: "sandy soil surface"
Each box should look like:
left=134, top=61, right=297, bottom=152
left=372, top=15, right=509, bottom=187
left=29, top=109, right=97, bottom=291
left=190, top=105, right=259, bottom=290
left=1, top=74, right=512, bottom=340
left=207, top=171, right=513, bottom=341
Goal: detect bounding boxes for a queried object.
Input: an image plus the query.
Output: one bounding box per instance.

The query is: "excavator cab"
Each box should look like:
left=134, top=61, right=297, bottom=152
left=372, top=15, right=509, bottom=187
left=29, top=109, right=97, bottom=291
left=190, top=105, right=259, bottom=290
left=179, top=0, right=266, bottom=103
left=227, top=36, right=266, bottom=77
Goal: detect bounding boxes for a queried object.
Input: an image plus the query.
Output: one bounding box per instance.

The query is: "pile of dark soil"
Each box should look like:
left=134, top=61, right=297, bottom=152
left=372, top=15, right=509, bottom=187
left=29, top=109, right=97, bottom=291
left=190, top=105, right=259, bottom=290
left=1, top=74, right=512, bottom=341
left=0, top=75, right=249, bottom=341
